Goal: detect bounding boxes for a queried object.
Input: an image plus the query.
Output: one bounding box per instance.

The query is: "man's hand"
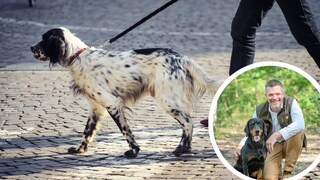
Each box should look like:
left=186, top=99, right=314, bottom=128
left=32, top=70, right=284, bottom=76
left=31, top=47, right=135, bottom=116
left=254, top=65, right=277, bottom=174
left=233, top=145, right=243, bottom=161
left=266, top=132, right=282, bottom=153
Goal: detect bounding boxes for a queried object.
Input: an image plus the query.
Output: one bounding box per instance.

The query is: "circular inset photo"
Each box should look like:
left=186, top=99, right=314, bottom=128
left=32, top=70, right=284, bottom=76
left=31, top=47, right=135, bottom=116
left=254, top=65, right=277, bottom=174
left=209, top=62, right=320, bottom=180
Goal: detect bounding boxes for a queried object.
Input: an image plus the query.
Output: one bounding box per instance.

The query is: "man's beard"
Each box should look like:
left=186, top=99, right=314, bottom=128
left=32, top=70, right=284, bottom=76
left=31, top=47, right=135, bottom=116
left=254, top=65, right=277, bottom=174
left=270, top=100, right=282, bottom=113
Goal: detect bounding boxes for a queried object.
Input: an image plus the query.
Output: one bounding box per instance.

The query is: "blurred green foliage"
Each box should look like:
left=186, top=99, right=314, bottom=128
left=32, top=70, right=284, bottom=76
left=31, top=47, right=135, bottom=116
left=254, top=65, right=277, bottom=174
left=216, top=66, right=319, bottom=132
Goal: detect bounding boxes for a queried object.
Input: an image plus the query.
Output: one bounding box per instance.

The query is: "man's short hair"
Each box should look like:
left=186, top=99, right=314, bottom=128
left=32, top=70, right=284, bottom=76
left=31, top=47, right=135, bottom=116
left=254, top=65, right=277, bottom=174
left=265, top=79, right=284, bottom=93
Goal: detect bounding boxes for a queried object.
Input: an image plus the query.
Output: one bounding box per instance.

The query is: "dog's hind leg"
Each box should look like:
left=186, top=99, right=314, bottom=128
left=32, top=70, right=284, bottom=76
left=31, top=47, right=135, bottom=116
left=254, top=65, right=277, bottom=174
left=168, top=109, right=193, bottom=156
left=154, top=74, right=194, bottom=156
left=158, top=101, right=193, bottom=156
left=106, top=99, right=140, bottom=158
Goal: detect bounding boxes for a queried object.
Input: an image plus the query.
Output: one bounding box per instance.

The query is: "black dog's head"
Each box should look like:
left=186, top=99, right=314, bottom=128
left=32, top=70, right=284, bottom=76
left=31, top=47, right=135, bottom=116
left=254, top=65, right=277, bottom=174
left=244, top=118, right=267, bottom=143
left=30, top=28, right=66, bottom=66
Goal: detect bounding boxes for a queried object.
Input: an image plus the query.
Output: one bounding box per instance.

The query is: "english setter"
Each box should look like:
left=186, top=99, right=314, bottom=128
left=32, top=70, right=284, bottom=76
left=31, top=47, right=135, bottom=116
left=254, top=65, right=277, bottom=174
left=31, top=27, right=219, bottom=157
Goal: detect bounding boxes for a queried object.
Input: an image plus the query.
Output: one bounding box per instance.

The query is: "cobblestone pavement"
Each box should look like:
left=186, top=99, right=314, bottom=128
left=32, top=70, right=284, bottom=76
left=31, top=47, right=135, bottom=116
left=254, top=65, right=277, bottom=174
left=0, top=0, right=320, bottom=179
left=0, top=70, right=233, bottom=179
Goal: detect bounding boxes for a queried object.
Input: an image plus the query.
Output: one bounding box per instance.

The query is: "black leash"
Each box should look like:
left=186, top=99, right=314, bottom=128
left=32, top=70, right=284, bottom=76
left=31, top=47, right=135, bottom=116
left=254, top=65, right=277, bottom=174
left=99, top=0, right=179, bottom=48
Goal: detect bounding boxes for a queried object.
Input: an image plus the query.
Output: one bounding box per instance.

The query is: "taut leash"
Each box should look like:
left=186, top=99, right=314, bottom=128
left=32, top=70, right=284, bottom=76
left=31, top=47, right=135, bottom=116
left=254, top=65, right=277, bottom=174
left=98, top=0, right=179, bottom=48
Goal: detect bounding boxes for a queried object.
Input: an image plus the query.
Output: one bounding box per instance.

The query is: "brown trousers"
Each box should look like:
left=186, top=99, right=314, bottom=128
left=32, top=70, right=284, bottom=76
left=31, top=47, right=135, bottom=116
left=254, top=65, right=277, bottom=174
left=263, top=131, right=304, bottom=180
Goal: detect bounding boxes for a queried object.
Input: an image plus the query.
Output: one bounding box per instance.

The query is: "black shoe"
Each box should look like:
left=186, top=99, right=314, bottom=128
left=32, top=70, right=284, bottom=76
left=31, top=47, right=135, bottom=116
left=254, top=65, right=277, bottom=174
left=200, top=118, right=208, bottom=127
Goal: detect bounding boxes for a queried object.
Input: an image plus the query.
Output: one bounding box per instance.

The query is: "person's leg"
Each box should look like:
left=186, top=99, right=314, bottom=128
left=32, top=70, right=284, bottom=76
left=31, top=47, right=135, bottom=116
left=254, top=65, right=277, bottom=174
left=229, top=0, right=275, bottom=75
left=282, top=131, right=304, bottom=176
left=277, top=0, right=320, bottom=67
left=263, top=142, right=283, bottom=180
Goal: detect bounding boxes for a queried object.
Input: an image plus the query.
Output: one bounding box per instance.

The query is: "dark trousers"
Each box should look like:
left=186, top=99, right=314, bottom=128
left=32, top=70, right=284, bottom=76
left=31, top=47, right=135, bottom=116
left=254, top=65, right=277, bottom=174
left=229, top=0, right=320, bottom=75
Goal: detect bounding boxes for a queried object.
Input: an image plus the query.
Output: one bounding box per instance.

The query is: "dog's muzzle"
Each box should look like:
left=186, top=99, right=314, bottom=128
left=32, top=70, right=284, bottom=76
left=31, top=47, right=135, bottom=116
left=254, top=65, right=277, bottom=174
left=253, top=124, right=262, bottom=142
left=30, top=44, right=49, bottom=61
left=30, top=43, right=50, bottom=61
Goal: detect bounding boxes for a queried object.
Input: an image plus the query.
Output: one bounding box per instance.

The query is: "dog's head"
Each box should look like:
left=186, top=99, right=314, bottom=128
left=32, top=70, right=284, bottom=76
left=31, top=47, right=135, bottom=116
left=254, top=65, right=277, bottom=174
left=244, top=118, right=267, bottom=143
left=30, top=28, right=67, bottom=66
left=30, top=27, right=87, bottom=67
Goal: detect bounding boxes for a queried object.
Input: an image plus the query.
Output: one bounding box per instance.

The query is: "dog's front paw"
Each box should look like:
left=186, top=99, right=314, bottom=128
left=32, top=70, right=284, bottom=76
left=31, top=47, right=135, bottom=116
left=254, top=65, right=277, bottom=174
left=173, top=146, right=191, bottom=156
left=124, top=147, right=140, bottom=158
left=68, top=147, right=86, bottom=154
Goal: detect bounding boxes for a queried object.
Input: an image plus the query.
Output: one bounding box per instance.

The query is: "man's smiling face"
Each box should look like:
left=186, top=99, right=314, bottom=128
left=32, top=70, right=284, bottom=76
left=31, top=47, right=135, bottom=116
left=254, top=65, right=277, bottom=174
left=265, top=85, right=284, bottom=113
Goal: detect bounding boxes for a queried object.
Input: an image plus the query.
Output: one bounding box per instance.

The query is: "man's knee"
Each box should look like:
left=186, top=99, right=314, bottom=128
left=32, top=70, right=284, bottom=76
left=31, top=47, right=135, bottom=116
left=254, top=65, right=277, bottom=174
left=231, top=20, right=257, bottom=46
left=292, top=28, right=320, bottom=47
left=285, top=131, right=304, bottom=151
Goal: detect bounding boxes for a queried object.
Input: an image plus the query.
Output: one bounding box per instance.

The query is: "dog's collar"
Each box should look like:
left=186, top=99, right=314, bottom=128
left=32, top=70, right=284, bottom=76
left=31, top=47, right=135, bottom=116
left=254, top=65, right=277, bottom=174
left=67, top=48, right=88, bottom=65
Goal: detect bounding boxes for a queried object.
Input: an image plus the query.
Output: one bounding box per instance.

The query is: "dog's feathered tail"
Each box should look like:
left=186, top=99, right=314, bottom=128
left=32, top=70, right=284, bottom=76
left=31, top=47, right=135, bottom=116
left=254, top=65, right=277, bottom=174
left=181, top=56, right=221, bottom=97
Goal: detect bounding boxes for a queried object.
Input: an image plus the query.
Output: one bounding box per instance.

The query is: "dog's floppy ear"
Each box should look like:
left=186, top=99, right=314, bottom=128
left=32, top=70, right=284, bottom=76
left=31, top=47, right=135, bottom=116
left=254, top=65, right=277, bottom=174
left=263, top=120, right=269, bottom=137
left=262, top=119, right=272, bottom=138
left=47, top=35, right=65, bottom=66
left=244, top=120, right=250, bottom=137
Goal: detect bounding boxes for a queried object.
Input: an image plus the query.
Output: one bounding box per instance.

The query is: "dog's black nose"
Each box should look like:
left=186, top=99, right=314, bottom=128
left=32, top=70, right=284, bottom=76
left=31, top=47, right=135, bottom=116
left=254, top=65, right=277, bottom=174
left=30, top=46, right=35, bottom=52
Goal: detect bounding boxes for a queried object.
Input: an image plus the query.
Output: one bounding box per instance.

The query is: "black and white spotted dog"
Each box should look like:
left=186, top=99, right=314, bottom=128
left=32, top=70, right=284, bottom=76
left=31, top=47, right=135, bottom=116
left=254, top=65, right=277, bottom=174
left=31, top=27, right=219, bottom=157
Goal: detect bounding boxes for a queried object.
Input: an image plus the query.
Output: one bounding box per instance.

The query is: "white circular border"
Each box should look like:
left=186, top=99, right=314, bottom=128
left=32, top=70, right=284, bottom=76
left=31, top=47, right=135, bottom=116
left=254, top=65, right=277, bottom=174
left=208, top=61, right=320, bottom=180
